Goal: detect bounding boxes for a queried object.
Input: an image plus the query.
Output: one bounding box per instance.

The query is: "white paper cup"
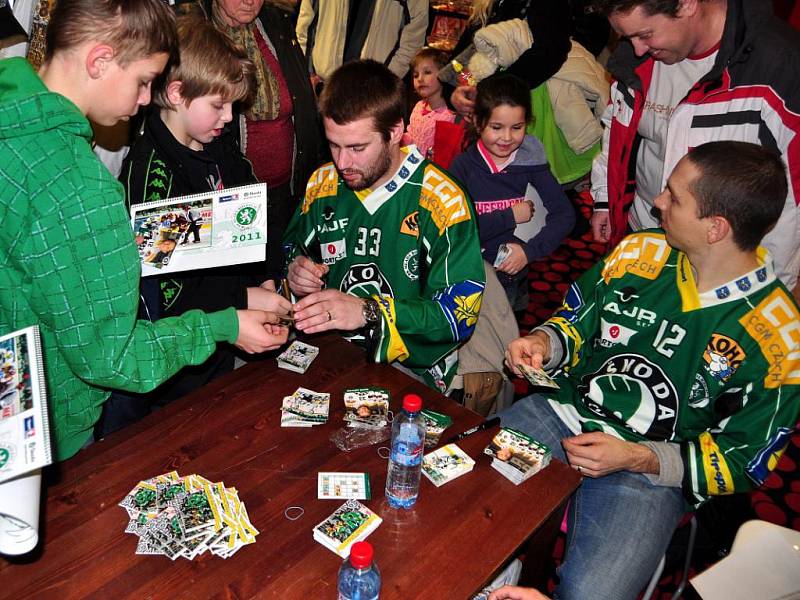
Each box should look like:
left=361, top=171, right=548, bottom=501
left=0, top=469, right=41, bottom=555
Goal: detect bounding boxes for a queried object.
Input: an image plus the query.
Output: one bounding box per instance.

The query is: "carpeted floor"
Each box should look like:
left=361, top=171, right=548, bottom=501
left=517, top=191, right=800, bottom=598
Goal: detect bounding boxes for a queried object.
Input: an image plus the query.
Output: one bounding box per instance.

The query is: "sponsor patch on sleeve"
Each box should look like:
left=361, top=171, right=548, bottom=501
left=739, top=288, right=800, bottom=389
left=699, top=431, right=734, bottom=495
left=602, top=233, right=670, bottom=283
left=419, top=165, right=471, bottom=234
left=302, top=164, right=338, bottom=213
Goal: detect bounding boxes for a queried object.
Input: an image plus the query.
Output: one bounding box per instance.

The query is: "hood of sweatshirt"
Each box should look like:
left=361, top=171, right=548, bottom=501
left=462, top=134, right=550, bottom=174
left=0, top=57, right=92, bottom=143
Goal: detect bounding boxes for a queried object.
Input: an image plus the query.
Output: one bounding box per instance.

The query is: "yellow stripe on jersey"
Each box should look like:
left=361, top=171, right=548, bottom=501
left=739, top=287, right=800, bottom=388
left=548, top=316, right=584, bottom=368
left=375, top=295, right=410, bottom=363
left=699, top=432, right=734, bottom=495
left=302, top=164, right=338, bottom=213
left=602, top=232, right=670, bottom=283
left=676, top=252, right=701, bottom=312
left=419, top=164, right=472, bottom=235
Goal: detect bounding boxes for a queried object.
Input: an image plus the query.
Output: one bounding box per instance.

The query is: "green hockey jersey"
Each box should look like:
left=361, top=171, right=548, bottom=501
left=284, top=147, right=486, bottom=391
left=541, top=231, right=800, bottom=505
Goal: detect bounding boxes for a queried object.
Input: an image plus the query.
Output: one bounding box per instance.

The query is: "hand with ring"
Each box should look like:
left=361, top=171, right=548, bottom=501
left=293, top=289, right=368, bottom=334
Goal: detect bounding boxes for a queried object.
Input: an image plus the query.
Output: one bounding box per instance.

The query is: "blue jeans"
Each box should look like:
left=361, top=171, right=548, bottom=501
left=498, top=395, right=685, bottom=600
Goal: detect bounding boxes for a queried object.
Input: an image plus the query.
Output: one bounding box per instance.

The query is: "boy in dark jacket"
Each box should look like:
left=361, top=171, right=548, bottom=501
left=102, top=10, right=291, bottom=433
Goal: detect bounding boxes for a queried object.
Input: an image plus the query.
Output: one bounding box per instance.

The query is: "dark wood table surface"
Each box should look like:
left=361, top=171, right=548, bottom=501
left=0, top=334, right=580, bottom=599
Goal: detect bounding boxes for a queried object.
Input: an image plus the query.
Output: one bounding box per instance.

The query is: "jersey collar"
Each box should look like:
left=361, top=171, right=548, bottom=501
left=355, top=146, right=425, bottom=214
left=677, top=246, right=775, bottom=311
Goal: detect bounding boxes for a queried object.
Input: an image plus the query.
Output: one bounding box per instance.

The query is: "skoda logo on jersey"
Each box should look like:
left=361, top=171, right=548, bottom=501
left=323, top=206, right=335, bottom=221
left=340, top=262, right=394, bottom=298
left=578, top=353, right=679, bottom=439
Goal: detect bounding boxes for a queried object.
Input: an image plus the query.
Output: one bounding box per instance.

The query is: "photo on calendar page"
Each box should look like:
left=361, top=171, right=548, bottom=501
left=133, top=197, right=213, bottom=270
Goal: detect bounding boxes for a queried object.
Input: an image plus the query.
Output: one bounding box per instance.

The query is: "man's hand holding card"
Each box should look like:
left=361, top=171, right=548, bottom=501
left=505, top=329, right=551, bottom=376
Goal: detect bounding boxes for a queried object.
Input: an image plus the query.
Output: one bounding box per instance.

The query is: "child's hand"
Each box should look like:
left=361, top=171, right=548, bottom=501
left=246, top=287, right=293, bottom=314
left=497, top=243, right=528, bottom=275
left=512, top=200, right=533, bottom=224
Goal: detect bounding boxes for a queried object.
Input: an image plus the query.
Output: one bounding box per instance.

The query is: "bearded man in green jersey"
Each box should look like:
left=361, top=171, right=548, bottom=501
left=284, top=60, right=485, bottom=393
left=503, top=140, right=800, bottom=600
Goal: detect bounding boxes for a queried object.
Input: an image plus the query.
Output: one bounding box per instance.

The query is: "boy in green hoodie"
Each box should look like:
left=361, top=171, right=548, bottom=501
left=0, top=0, right=288, bottom=461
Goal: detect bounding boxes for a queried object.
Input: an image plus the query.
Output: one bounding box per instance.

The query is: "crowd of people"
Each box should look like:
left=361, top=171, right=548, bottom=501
left=1, top=0, right=799, bottom=597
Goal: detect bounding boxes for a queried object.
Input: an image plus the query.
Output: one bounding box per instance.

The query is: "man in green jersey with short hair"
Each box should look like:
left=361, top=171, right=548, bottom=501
left=504, top=140, right=800, bottom=600
left=284, top=59, right=485, bottom=392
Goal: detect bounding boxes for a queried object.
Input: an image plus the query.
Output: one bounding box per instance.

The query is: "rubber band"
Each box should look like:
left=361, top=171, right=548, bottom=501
left=387, top=410, right=394, bottom=423
left=377, top=446, right=390, bottom=459
left=284, top=506, right=305, bottom=521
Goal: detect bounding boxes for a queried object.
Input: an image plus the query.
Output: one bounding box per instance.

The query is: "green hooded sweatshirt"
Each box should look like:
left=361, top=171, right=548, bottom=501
left=0, top=57, right=238, bottom=461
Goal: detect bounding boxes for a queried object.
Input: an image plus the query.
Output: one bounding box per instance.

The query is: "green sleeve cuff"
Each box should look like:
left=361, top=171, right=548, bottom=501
left=207, top=307, right=239, bottom=344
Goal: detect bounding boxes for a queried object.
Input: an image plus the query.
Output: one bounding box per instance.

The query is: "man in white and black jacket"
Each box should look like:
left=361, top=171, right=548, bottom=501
left=589, top=0, right=800, bottom=297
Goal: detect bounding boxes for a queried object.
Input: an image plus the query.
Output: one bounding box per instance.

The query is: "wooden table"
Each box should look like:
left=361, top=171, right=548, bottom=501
left=0, top=334, right=580, bottom=599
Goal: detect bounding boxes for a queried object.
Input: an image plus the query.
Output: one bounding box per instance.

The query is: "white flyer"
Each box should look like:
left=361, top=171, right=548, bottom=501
left=130, top=183, right=267, bottom=276
left=0, top=325, right=52, bottom=484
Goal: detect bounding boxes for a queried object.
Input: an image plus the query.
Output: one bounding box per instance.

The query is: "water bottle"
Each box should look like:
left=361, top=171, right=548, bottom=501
left=338, top=541, right=381, bottom=600
left=385, top=393, right=425, bottom=509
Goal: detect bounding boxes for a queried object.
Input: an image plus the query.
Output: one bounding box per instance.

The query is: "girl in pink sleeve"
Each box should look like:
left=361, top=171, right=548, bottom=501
left=404, top=48, right=456, bottom=160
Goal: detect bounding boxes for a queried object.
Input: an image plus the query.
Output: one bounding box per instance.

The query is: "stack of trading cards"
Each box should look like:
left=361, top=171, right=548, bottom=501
left=343, top=387, right=389, bottom=429
left=484, top=427, right=552, bottom=485
left=277, top=340, right=319, bottom=373
left=317, top=472, right=371, bottom=500
left=281, top=387, right=330, bottom=427
left=516, top=363, right=560, bottom=390
left=119, top=471, right=258, bottom=560
left=422, top=443, right=475, bottom=487
left=421, top=408, right=453, bottom=448
left=312, top=499, right=382, bottom=558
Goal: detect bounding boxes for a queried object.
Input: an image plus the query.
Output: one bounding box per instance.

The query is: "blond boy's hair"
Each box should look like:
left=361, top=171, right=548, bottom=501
left=153, top=11, right=255, bottom=110
left=45, top=0, right=178, bottom=67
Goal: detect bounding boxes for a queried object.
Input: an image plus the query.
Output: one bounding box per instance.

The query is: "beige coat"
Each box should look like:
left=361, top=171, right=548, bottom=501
left=296, top=0, right=428, bottom=80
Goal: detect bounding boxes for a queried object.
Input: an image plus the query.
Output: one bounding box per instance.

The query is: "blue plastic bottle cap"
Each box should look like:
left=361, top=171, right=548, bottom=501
left=349, top=541, right=374, bottom=569
left=402, top=394, right=422, bottom=413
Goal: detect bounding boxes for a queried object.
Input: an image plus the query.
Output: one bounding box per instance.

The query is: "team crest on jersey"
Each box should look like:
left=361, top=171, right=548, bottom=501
left=703, top=333, right=746, bottom=383
left=339, top=262, right=394, bottom=298
left=400, top=211, right=419, bottom=237
left=578, top=353, right=679, bottom=439
left=688, top=373, right=710, bottom=408
left=403, top=250, right=419, bottom=280
left=321, top=239, right=347, bottom=265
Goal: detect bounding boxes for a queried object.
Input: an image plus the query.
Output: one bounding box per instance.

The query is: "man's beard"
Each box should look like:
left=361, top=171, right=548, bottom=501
left=340, top=143, right=393, bottom=191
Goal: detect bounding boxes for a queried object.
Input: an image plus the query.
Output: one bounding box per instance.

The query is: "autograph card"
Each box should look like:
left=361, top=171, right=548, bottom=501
left=517, top=363, right=560, bottom=390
